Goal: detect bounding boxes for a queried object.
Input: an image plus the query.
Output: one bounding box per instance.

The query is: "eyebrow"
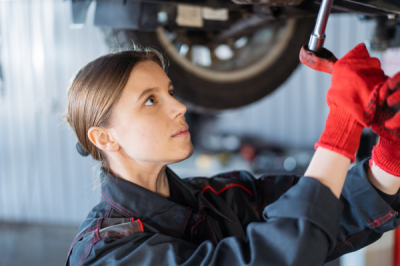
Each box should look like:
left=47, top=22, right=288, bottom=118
left=136, top=81, right=174, bottom=103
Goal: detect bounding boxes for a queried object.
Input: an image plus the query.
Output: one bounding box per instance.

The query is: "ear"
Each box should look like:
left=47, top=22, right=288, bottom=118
left=88, top=127, right=120, bottom=152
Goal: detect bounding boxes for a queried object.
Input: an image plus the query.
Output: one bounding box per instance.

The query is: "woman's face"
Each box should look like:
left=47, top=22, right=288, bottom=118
left=108, top=60, right=194, bottom=164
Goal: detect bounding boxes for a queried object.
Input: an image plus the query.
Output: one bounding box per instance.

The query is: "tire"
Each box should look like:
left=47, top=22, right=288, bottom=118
left=101, top=18, right=315, bottom=112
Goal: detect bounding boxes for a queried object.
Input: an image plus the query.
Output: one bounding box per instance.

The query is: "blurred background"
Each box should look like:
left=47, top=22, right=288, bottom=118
left=1, top=0, right=400, bottom=265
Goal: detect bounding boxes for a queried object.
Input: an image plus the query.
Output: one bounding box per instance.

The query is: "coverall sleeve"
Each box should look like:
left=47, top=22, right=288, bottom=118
left=325, top=158, right=400, bottom=261
left=73, top=176, right=344, bottom=266
left=255, top=157, right=400, bottom=262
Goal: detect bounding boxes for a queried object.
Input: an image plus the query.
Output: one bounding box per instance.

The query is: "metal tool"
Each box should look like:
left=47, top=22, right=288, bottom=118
left=299, top=0, right=400, bottom=113
left=308, top=0, right=334, bottom=52
left=299, top=0, right=337, bottom=73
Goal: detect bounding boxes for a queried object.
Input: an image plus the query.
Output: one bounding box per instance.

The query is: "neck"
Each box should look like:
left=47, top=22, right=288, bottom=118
left=108, top=156, right=170, bottom=198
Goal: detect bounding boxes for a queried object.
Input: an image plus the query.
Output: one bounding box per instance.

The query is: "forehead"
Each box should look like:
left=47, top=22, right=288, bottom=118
left=112, top=60, right=171, bottom=113
left=125, top=60, right=169, bottom=91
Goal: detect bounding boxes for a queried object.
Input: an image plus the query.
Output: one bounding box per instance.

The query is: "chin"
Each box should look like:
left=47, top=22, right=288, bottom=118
left=173, top=144, right=194, bottom=163
left=187, top=144, right=195, bottom=158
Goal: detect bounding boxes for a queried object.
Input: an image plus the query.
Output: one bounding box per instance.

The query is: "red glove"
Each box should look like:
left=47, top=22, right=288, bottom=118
left=315, top=106, right=363, bottom=163
left=327, top=43, right=388, bottom=127
left=370, top=138, right=400, bottom=176
left=370, top=72, right=400, bottom=176
left=373, top=72, right=400, bottom=135
left=315, top=43, right=387, bottom=163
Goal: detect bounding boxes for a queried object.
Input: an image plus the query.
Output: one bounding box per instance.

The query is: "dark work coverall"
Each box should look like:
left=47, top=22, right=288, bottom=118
left=66, top=158, right=400, bottom=266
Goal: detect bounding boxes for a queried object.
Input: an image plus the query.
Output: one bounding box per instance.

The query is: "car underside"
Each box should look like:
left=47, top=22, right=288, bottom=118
left=71, top=0, right=400, bottom=111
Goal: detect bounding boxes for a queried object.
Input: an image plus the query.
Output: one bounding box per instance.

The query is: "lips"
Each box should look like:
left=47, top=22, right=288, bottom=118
left=173, top=125, right=189, bottom=137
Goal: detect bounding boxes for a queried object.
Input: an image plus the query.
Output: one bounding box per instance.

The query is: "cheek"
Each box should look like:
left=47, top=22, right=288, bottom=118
left=118, top=116, right=169, bottom=152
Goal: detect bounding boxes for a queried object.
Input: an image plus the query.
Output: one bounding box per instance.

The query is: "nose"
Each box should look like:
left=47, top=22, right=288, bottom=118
left=168, top=96, right=187, bottom=119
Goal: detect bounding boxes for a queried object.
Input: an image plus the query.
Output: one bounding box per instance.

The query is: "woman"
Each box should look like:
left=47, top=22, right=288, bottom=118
left=66, top=44, right=400, bottom=266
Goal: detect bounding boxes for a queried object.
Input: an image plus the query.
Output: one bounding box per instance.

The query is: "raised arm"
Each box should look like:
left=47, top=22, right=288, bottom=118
left=297, top=45, right=400, bottom=262
left=304, top=43, right=388, bottom=198
left=319, top=48, right=400, bottom=261
left=304, top=147, right=350, bottom=198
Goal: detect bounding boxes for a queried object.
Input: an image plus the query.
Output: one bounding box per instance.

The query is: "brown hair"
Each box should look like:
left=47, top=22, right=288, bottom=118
left=66, top=45, right=168, bottom=172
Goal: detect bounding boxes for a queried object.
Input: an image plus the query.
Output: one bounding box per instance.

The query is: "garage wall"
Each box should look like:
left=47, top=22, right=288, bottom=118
left=0, top=1, right=380, bottom=225
left=0, top=0, right=108, bottom=225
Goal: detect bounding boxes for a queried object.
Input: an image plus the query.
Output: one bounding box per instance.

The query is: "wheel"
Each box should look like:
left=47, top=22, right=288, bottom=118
left=101, top=17, right=315, bottom=111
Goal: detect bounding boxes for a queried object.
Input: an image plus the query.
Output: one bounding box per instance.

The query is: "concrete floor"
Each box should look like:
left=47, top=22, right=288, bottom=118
left=0, top=221, right=340, bottom=266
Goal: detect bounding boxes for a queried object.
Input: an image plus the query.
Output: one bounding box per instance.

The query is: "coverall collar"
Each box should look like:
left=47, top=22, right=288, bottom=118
left=100, top=166, right=222, bottom=237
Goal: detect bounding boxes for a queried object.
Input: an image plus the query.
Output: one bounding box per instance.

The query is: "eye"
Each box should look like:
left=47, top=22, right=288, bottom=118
left=144, top=90, right=174, bottom=106
left=144, top=95, right=156, bottom=106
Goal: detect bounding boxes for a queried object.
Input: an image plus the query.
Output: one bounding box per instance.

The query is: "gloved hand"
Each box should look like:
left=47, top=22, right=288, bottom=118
left=369, top=72, right=400, bottom=176
left=315, top=43, right=387, bottom=163
left=373, top=72, right=400, bottom=136
left=327, top=43, right=388, bottom=128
